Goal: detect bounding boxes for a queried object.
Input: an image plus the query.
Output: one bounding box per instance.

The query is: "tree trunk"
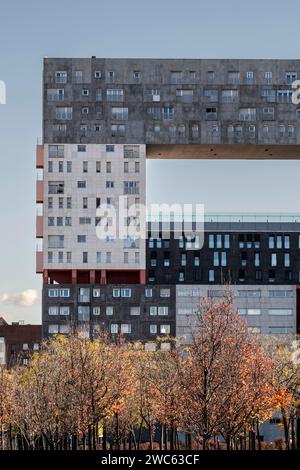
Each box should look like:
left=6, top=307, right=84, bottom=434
left=281, top=410, right=290, bottom=450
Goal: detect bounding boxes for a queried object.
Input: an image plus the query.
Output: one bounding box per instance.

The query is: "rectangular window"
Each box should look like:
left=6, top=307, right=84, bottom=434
left=60, top=289, right=70, bottom=297
left=150, top=306, right=157, bottom=316
left=221, top=89, right=239, bottom=103
left=228, top=71, right=240, bottom=84
left=121, top=324, right=131, bottom=334
left=277, top=90, right=293, bottom=103
left=284, top=253, right=290, bottom=267
left=55, top=71, right=67, bottom=84
left=110, top=324, right=118, bottom=334
left=271, top=253, right=277, bottom=267
left=78, top=306, right=90, bottom=321
left=106, top=306, right=114, bottom=316
left=130, top=306, right=140, bottom=316
left=77, top=235, right=86, bottom=243
left=145, top=288, right=153, bottom=298
left=111, top=107, right=128, bottom=120
left=158, top=306, right=168, bottom=316
left=247, top=309, right=261, bottom=316
left=93, top=307, right=101, bottom=316
left=264, top=71, right=273, bottom=84
left=239, top=108, right=256, bottom=121
left=209, top=234, right=214, bottom=248
left=48, top=306, right=59, bottom=315
left=60, top=306, right=70, bottom=316
left=238, top=290, right=261, bottom=298
left=48, top=289, right=59, bottom=297
left=162, top=106, right=174, bottom=120
left=268, top=309, right=293, bottom=316
left=107, top=89, right=124, bottom=102
left=150, top=324, right=157, bottom=334
left=160, top=325, right=170, bottom=334
left=269, top=290, right=294, bottom=298
left=55, top=107, right=72, bottom=120
left=160, top=288, right=171, bottom=298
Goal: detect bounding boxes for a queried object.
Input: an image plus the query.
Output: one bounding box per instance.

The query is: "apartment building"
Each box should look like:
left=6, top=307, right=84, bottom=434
left=37, top=58, right=300, bottom=342
left=0, top=318, right=42, bottom=368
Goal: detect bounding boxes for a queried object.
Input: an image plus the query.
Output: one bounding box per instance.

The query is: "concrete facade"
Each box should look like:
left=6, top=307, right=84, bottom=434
left=43, top=58, right=300, bottom=151
left=175, top=285, right=297, bottom=344
left=43, top=143, right=145, bottom=271
left=42, top=284, right=175, bottom=346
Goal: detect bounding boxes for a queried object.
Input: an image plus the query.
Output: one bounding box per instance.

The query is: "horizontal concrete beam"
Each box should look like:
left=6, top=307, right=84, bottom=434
left=146, top=144, right=300, bottom=160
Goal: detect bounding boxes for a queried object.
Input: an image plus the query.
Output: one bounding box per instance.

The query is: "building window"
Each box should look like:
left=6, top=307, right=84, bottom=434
left=93, top=307, right=101, bottom=316
left=150, top=324, right=157, bottom=334
left=221, top=89, right=239, bottom=103
left=268, top=309, right=293, bottom=316
left=207, top=71, right=215, bottom=82
left=204, top=89, right=218, bottom=102
left=160, top=288, right=171, bottom=298
left=82, top=252, right=88, bottom=263
left=48, top=306, right=59, bottom=315
left=245, top=71, right=254, bottom=84
left=106, top=89, right=124, bottom=103
left=55, top=71, right=67, bottom=84
left=145, top=288, right=153, bottom=298
left=106, top=306, right=113, bottom=316
left=162, top=106, right=174, bottom=120
left=107, top=71, right=115, bottom=82
left=206, top=107, right=217, bottom=120
left=209, top=270, right=215, bottom=282
left=55, top=107, right=72, bottom=120
left=121, top=324, right=131, bottom=334
left=110, top=324, right=118, bottom=334
left=277, top=90, right=293, bottom=103
left=228, top=71, right=240, bottom=84
left=150, top=306, right=157, bottom=316
left=284, top=253, right=290, bottom=267
left=50, top=82, right=62, bottom=100
left=264, top=71, right=272, bottom=84
left=160, top=325, right=170, bottom=335
left=239, top=108, right=256, bottom=121
left=48, top=288, right=59, bottom=297
left=213, top=252, right=219, bottom=267
left=78, top=287, right=90, bottom=302
left=60, top=288, right=70, bottom=297
left=271, top=253, right=277, bottom=267
left=208, top=234, right=214, bottom=248
left=111, top=106, right=128, bottom=120
left=133, top=70, right=141, bottom=80
left=77, top=235, right=87, bottom=243
left=170, top=71, right=183, bottom=84
left=130, top=306, right=140, bottom=316
left=286, top=71, right=297, bottom=84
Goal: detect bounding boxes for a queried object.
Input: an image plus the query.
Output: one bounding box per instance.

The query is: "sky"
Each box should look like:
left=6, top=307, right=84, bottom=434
left=0, top=0, right=300, bottom=324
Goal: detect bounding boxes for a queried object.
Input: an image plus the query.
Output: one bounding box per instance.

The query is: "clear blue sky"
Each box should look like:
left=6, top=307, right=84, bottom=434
left=1, top=0, right=300, bottom=324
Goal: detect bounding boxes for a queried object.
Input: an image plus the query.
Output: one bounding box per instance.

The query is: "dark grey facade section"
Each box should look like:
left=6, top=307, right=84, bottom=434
left=44, top=57, right=300, bottom=145
left=146, top=223, right=300, bottom=285
left=43, top=284, right=176, bottom=342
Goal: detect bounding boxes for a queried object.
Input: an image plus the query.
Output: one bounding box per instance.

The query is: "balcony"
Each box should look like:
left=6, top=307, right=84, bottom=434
left=36, top=216, right=43, bottom=238
left=36, top=251, right=43, bottom=273
left=36, top=145, right=44, bottom=168
left=36, top=180, right=44, bottom=203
